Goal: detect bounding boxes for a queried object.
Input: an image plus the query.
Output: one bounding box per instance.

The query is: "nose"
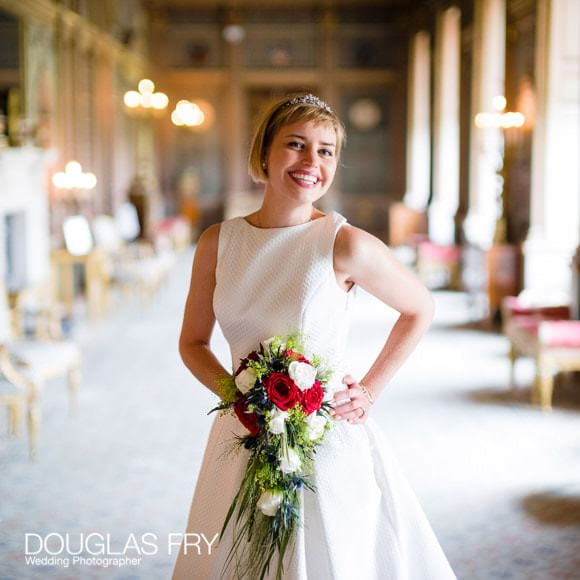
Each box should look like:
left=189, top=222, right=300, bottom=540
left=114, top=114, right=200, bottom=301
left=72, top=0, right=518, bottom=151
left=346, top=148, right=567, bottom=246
left=301, top=146, right=318, bottom=166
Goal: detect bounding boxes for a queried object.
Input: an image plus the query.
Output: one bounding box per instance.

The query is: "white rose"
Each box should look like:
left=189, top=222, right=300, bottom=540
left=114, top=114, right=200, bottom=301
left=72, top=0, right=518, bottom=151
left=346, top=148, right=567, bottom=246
left=322, top=381, right=336, bottom=402
left=268, top=408, right=289, bottom=435
left=288, top=361, right=317, bottom=391
left=305, top=413, right=327, bottom=441
left=257, top=490, right=283, bottom=517
left=235, top=367, right=256, bottom=394
left=278, top=447, right=301, bottom=474
left=324, top=378, right=346, bottom=403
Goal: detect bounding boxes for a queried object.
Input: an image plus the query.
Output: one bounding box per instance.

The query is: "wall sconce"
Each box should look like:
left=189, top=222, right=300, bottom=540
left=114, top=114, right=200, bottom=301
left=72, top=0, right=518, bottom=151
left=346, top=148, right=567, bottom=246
left=474, top=95, right=525, bottom=129
left=124, top=79, right=169, bottom=115
left=474, top=95, right=526, bottom=244
left=222, top=24, right=245, bottom=44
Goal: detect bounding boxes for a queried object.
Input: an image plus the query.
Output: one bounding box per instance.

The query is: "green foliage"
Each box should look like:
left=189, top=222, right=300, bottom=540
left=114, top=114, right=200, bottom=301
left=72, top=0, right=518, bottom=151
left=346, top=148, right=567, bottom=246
left=245, top=357, right=270, bottom=380
left=216, top=375, right=238, bottom=404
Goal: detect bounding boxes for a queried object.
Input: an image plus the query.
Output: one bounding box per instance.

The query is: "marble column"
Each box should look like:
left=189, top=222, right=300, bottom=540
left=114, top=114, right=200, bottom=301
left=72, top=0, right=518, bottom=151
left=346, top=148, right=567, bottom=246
left=223, top=13, right=247, bottom=216
left=522, top=0, right=580, bottom=302
left=463, top=0, right=506, bottom=249
left=429, top=7, right=461, bottom=245
left=320, top=6, right=341, bottom=210
left=403, top=30, right=431, bottom=213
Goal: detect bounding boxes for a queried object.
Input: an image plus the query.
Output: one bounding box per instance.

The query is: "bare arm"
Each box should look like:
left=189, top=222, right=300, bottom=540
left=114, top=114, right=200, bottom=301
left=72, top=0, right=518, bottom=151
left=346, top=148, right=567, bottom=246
left=331, top=224, right=435, bottom=422
left=178, top=223, right=231, bottom=397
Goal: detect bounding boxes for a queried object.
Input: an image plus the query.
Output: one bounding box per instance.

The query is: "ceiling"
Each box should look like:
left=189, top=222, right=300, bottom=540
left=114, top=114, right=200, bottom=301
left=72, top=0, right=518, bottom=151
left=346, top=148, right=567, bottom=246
left=144, top=0, right=418, bottom=9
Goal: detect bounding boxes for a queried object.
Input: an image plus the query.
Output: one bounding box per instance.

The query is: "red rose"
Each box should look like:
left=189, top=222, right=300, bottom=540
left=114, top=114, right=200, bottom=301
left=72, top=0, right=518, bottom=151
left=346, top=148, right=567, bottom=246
left=235, top=350, right=260, bottom=377
left=233, top=397, right=260, bottom=436
left=264, top=372, right=301, bottom=411
left=284, top=349, right=311, bottom=364
left=300, top=381, right=324, bottom=415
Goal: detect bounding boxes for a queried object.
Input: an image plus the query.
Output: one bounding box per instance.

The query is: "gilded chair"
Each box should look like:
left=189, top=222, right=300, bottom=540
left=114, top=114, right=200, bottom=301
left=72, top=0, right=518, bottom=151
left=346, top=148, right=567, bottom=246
left=501, top=296, right=580, bottom=411
left=92, top=212, right=174, bottom=303
left=0, top=376, right=24, bottom=440
left=0, top=282, right=81, bottom=459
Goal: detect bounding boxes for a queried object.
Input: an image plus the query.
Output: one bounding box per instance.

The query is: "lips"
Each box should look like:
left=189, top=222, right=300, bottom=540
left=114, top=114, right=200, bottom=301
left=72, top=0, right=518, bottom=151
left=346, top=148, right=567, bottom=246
left=288, top=171, right=320, bottom=187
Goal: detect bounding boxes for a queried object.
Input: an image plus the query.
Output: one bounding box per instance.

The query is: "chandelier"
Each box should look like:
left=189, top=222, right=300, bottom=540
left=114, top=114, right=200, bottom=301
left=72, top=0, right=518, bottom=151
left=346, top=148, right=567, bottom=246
left=52, top=161, right=97, bottom=202
left=124, top=79, right=169, bottom=115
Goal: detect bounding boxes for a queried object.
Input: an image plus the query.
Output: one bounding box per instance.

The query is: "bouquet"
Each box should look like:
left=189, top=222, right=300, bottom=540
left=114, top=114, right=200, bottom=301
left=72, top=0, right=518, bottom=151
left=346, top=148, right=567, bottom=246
left=209, top=333, right=336, bottom=580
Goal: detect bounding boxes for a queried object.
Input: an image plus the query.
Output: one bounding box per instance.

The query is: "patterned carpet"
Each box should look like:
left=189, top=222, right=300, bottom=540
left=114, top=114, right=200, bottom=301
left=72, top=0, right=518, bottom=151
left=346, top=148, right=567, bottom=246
left=1, top=247, right=579, bottom=579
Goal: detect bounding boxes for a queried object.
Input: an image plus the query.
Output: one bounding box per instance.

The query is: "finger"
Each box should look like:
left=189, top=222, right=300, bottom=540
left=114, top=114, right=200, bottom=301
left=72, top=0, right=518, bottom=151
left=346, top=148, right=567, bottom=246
left=346, top=410, right=366, bottom=423
left=342, top=374, right=357, bottom=387
left=345, top=379, right=366, bottom=397
left=348, top=415, right=367, bottom=425
left=346, top=386, right=365, bottom=400
left=332, top=409, right=360, bottom=421
left=332, top=401, right=357, bottom=414
left=331, top=403, right=365, bottom=421
left=333, top=390, right=351, bottom=403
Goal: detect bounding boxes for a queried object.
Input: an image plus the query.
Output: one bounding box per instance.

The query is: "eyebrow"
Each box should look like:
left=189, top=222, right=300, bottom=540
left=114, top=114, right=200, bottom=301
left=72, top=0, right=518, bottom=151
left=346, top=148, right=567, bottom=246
left=284, top=133, right=336, bottom=148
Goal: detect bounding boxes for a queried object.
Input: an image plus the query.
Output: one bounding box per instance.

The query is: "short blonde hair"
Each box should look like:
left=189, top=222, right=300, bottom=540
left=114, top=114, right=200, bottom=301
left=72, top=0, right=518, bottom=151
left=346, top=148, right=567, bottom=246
left=248, top=93, right=346, bottom=184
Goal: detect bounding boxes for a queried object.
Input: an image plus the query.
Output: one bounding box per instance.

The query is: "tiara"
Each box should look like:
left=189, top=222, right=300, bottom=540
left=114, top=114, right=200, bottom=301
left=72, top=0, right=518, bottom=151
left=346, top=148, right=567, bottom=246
left=280, top=94, right=333, bottom=114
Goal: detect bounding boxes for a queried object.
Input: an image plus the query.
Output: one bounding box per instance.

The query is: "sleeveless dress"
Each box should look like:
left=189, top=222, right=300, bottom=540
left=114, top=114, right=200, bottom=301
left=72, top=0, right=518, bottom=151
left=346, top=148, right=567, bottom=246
left=172, top=210, right=457, bottom=580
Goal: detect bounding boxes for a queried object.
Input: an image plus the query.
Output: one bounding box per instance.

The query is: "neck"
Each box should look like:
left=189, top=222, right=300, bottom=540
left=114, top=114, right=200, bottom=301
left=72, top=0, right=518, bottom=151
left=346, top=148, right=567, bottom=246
left=254, top=197, right=315, bottom=228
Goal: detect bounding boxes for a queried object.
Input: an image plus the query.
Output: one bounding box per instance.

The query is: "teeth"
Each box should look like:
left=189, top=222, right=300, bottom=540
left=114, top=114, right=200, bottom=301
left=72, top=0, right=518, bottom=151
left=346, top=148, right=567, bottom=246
left=290, top=173, right=317, bottom=184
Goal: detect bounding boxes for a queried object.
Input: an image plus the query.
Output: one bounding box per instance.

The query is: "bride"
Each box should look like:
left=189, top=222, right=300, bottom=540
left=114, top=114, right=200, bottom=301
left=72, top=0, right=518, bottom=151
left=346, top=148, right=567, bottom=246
left=173, top=93, right=457, bottom=579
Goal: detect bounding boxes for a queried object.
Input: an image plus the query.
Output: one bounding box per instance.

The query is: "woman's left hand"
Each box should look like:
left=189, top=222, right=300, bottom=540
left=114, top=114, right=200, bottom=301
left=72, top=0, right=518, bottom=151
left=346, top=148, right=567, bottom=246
left=329, top=374, right=372, bottom=424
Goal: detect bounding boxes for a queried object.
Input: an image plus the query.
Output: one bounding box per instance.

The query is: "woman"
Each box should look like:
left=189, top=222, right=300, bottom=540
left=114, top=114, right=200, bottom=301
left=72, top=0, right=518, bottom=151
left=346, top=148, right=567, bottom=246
left=173, top=93, right=456, bottom=579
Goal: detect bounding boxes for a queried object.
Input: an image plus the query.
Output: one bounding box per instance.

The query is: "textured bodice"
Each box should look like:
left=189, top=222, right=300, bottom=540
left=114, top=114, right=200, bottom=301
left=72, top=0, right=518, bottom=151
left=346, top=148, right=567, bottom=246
left=213, top=210, right=357, bottom=385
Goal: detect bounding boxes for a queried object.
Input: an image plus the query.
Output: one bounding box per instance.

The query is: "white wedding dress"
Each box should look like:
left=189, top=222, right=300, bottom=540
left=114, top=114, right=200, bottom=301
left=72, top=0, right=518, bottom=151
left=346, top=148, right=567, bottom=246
left=173, top=210, right=457, bottom=580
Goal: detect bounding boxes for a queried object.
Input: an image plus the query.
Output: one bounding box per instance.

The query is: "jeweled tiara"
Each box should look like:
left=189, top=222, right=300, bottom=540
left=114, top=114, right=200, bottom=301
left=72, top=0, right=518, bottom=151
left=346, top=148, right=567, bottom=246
left=280, top=93, right=333, bottom=114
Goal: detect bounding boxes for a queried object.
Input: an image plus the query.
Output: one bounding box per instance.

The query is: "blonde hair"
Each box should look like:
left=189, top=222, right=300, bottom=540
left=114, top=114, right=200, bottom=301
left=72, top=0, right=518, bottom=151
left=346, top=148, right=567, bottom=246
left=248, top=93, right=346, bottom=184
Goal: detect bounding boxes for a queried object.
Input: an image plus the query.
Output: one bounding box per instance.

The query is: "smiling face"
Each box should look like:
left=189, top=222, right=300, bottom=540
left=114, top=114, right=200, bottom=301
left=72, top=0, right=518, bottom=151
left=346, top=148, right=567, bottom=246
left=264, top=120, right=339, bottom=205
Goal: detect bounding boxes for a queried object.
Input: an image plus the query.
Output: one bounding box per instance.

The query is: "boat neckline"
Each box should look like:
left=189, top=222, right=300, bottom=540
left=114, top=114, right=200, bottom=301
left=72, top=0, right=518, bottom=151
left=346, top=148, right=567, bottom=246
left=239, top=211, right=333, bottom=230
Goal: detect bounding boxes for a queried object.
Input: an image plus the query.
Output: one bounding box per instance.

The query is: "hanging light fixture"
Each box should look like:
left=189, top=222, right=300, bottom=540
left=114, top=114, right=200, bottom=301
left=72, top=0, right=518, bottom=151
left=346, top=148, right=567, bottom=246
left=170, top=99, right=215, bottom=130
left=52, top=161, right=97, bottom=202
left=171, top=100, right=205, bottom=127
left=124, top=79, right=169, bottom=115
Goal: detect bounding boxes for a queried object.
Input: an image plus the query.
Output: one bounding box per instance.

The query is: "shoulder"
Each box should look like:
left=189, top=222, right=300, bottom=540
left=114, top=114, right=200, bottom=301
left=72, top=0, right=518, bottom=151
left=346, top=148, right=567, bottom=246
left=196, top=222, right=221, bottom=250
left=334, top=221, right=388, bottom=263
left=191, top=222, right=222, bottom=269
left=333, top=220, right=397, bottom=281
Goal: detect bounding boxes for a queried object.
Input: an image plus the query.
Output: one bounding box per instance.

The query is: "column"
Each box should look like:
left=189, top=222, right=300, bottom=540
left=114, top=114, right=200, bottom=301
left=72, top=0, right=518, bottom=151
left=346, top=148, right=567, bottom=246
left=94, top=43, right=114, bottom=214
left=320, top=6, right=341, bottom=210
left=223, top=10, right=247, bottom=217
left=403, top=30, right=431, bottom=212
left=523, top=0, right=580, bottom=301
left=429, top=7, right=461, bottom=245
left=463, top=0, right=506, bottom=248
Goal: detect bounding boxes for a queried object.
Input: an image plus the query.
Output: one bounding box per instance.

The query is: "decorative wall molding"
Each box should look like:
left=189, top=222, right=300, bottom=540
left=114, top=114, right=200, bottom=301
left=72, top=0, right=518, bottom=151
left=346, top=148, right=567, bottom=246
left=0, top=0, right=148, bottom=74
left=0, top=0, right=56, bottom=25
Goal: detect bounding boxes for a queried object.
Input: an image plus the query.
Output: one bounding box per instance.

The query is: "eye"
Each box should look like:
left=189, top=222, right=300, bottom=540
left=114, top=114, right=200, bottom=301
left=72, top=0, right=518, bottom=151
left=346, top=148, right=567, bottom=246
left=320, top=148, right=334, bottom=157
left=287, top=141, right=304, bottom=149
